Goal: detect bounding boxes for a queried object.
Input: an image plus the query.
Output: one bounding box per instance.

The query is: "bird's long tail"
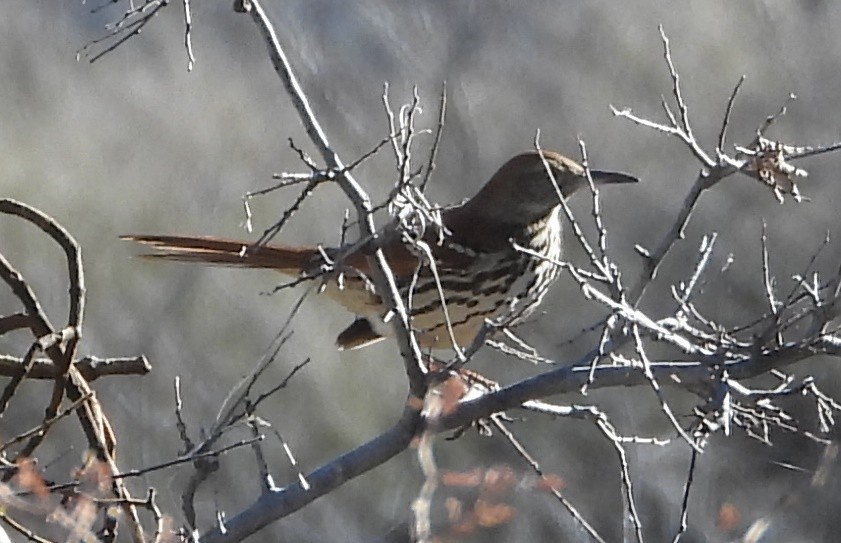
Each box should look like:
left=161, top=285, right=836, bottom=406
left=121, top=235, right=319, bottom=275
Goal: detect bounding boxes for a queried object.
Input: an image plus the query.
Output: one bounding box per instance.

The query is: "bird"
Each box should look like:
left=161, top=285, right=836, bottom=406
left=123, top=150, right=636, bottom=351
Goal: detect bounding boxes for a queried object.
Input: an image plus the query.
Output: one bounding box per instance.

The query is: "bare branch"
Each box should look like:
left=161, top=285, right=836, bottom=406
left=716, top=75, right=746, bottom=156
left=235, top=0, right=427, bottom=397
left=182, top=0, right=195, bottom=71
left=78, top=0, right=169, bottom=64
left=491, top=416, right=607, bottom=543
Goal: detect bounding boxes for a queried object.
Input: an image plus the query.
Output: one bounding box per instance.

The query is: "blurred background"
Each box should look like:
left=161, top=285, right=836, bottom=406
left=1, top=0, right=840, bottom=541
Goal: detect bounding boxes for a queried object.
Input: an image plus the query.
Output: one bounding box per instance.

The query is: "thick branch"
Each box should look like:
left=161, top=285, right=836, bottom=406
left=441, top=341, right=839, bottom=432
left=0, top=355, right=150, bottom=380
left=199, top=331, right=840, bottom=542
left=200, top=406, right=421, bottom=543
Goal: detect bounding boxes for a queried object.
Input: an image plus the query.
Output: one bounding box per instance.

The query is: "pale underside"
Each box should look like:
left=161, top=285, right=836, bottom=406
left=321, top=207, right=563, bottom=350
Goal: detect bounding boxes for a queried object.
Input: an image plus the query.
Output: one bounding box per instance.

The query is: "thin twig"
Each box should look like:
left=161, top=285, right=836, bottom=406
left=673, top=233, right=718, bottom=316
left=592, top=412, right=644, bottom=542
left=629, top=326, right=702, bottom=453
left=0, top=393, right=93, bottom=453
left=174, top=377, right=194, bottom=453
left=535, top=138, right=609, bottom=281
left=182, top=0, right=195, bottom=71
left=671, top=447, right=699, bottom=543
left=716, top=75, right=746, bottom=155
left=491, top=415, right=607, bottom=542
left=420, top=82, right=447, bottom=191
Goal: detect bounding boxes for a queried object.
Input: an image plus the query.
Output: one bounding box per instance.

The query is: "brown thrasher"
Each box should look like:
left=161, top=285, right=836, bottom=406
left=124, top=150, right=636, bottom=350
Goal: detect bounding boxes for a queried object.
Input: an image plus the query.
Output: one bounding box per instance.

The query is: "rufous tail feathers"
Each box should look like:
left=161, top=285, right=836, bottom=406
left=121, top=235, right=318, bottom=275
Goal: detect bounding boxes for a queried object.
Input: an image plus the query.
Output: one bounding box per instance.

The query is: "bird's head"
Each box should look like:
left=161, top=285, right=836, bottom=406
left=465, top=150, right=637, bottom=226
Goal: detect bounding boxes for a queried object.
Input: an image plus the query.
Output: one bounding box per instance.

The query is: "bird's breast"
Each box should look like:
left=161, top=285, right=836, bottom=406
left=399, top=211, right=563, bottom=346
left=322, top=210, right=564, bottom=349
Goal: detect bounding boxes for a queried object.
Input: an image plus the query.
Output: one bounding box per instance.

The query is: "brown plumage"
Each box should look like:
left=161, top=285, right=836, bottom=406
left=123, top=150, right=637, bottom=350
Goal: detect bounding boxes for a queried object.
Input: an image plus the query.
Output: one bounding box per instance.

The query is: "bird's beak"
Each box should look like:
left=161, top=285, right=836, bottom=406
left=590, top=170, right=639, bottom=186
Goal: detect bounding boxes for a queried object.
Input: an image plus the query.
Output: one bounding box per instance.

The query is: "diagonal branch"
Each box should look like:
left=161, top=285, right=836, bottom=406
left=235, top=0, right=427, bottom=398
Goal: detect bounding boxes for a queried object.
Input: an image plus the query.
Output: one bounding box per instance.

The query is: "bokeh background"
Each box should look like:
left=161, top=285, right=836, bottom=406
left=1, top=0, right=841, bottom=541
